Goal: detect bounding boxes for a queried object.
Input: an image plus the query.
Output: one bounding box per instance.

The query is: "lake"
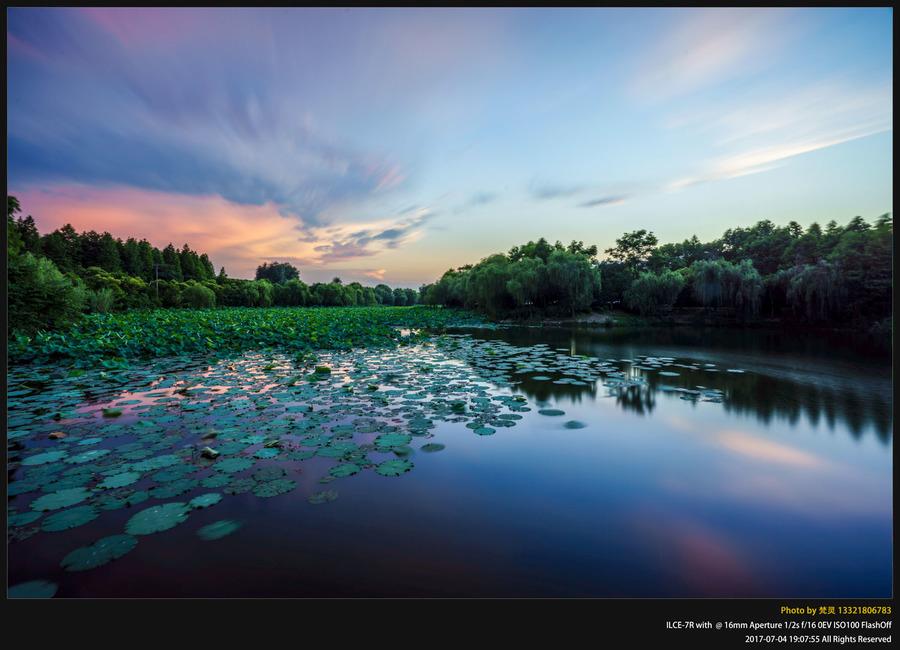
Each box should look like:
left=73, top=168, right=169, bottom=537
left=7, top=326, right=892, bottom=597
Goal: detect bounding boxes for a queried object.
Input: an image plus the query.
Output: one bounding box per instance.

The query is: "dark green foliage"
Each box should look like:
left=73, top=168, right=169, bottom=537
left=608, top=217, right=891, bottom=323
left=624, top=270, right=685, bottom=316
left=784, top=260, right=845, bottom=321
left=255, top=261, right=300, bottom=284
left=604, top=230, right=658, bottom=274
left=8, top=306, right=485, bottom=363
left=686, top=259, right=763, bottom=318
left=7, top=194, right=891, bottom=329
left=718, top=219, right=794, bottom=276
left=273, top=279, right=312, bottom=306
left=426, top=239, right=602, bottom=317
left=8, top=251, right=87, bottom=334
left=161, top=244, right=183, bottom=280
left=648, top=235, right=719, bottom=272
left=87, top=288, right=117, bottom=314
left=374, top=284, right=394, bottom=305
left=182, top=283, right=217, bottom=308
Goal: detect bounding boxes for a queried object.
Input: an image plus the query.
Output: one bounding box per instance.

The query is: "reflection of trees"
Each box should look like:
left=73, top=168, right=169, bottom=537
left=717, top=373, right=891, bottom=443
left=458, top=326, right=892, bottom=443
left=507, top=379, right=597, bottom=404
left=613, top=384, right=656, bottom=416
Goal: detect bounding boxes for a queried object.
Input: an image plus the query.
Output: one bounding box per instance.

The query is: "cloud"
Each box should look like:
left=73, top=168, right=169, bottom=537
left=578, top=195, right=628, bottom=208
left=6, top=8, right=408, bottom=227
left=12, top=185, right=437, bottom=278
left=303, top=206, right=435, bottom=260
left=529, top=183, right=585, bottom=200
left=629, top=8, right=794, bottom=101
left=715, top=431, right=826, bottom=469
left=453, top=191, right=498, bottom=214
left=363, top=268, right=387, bottom=281
left=664, top=79, right=892, bottom=191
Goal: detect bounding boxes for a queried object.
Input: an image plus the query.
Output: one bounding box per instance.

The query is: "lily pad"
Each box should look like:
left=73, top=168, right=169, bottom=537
left=61, top=534, right=138, bottom=572
left=223, top=478, right=255, bottom=495
left=99, top=471, right=141, bottom=489
left=126, top=502, right=190, bottom=535
left=252, top=478, right=296, bottom=498
left=31, top=487, right=91, bottom=512
left=8, top=580, right=58, bottom=598
left=189, top=493, right=223, bottom=509
left=308, top=490, right=339, bottom=504
left=375, top=459, right=413, bottom=477
left=420, top=443, right=445, bottom=452
left=197, top=519, right=242, bottom=541
left=21, top=450, right=68, bottom=466
left=10, top=510, right=42, bottom=527
left=329, top=463, right=361, bottom=478
left=201, top=474, right=231, bottom=488
left=215, top=457, right=254, bottom=473
left=64, top=449, right=110, bottom=464
left=42, top=505, right=99, bottom=532
left=538, top=409, right=566, bottom=416
left=374, top=432, right=413, bottom=449
left=563, top=420, right=587, bottom=429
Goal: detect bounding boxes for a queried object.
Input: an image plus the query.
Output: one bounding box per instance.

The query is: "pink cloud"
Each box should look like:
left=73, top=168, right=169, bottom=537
left=11, top=185, right=437, bottom=283
left=77, top=8, right=215, bottom=48
left=630, top=508, right=763, bottom=596
left=14, top=185, right=319, bottom=279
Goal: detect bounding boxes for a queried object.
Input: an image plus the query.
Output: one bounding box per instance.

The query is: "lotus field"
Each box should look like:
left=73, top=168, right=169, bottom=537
left=7, top=306, right=487, bottom=365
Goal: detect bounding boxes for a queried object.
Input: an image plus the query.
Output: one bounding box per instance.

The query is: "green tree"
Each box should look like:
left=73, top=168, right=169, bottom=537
left=182, top=283, right=217, bottom=308
left=374, top=284, right=394, bottom=305
left=392, top=287, right=408, bottom=306
left=8, top=252, right=86, bottom=334
left=604, top=230, right=658, bottom=275
left=162, top=244, right=183, bottom=280
left=255, top=261, right=300, bottom=284
left=624, top=270, right=685, bottom=316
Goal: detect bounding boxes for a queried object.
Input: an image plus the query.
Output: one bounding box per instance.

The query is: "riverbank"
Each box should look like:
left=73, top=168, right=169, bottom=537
left=500, top=309, right=892, bottom=335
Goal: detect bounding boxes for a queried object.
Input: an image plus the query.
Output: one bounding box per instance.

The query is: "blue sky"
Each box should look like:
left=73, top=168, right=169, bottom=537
left=7, top=8, right=893, bottom=284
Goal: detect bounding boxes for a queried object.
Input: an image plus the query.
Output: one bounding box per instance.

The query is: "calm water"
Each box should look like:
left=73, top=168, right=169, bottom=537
left=7, top=327, right=892, bottom=597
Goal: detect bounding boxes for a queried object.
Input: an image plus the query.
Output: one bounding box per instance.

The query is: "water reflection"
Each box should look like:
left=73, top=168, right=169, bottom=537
left=457, top=326, right=892, bottom=442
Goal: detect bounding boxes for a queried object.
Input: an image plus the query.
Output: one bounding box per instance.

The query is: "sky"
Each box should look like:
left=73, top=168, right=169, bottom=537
left=6, top=7, right=893, bottom=285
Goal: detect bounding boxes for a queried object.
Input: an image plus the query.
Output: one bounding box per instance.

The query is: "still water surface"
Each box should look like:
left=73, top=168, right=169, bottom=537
left=7, top=327, right=892, bottom=597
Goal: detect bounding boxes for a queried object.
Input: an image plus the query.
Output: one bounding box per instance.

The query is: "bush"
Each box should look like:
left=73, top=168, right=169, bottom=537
left=156, top=280, right=183, bottom=308
left=273, top=279, right=312, bottom=306
left=80, top=266, right=154, bottom=310
left=88, top=288, right=116, bottom=313
left=8, top=251, right=86, bottom=335
left=182, top=283, right=217, bottom=308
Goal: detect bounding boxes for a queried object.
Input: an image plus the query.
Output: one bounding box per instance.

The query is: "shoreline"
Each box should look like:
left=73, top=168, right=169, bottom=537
left=495, top=310, right=892, bottom=334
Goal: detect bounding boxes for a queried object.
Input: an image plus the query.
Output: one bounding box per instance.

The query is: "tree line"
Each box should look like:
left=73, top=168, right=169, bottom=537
left=7, top=193, right=891, bottom=334
left=7, top=196, right=421, bottom=335
left=419, top=214, right=892, bottom=326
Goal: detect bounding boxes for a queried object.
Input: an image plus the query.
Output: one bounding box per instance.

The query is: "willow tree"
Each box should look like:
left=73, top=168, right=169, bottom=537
left=544, top=248, right=601, bottom=316
left=624, top=270, right=684, bottom=316
left=786, top=260, right=845, bottom=322
left=688, top=259, right=762, bottom=318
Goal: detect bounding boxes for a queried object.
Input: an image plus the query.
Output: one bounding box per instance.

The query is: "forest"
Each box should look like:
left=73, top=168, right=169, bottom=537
left=7, top=195, right=892, bottom=335
left=420, top=214, right=892, bottom=328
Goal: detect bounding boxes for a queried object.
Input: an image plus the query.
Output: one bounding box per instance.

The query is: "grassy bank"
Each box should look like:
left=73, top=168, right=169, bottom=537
left=8, top=306, right=486, bottom=365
